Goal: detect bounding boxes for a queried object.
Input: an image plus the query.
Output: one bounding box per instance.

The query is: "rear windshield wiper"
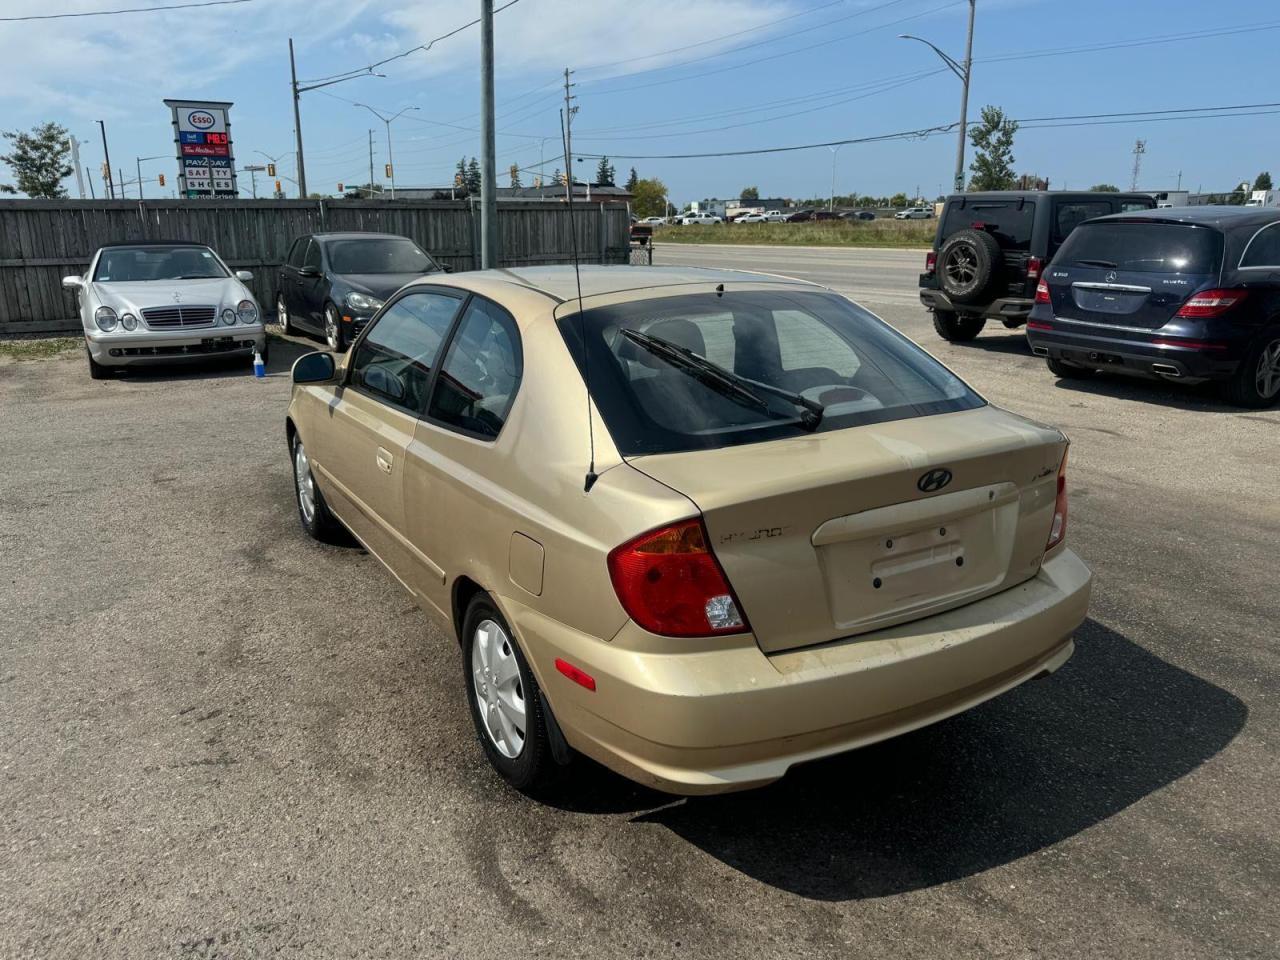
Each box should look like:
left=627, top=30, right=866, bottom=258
left=619, top=329, right=824, bottom=430
left=1073, top=258, right=1119, bottom=268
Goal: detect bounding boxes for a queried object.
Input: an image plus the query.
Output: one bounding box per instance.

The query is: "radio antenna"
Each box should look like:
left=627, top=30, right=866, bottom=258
left=561, top=67, right=597, bottom=493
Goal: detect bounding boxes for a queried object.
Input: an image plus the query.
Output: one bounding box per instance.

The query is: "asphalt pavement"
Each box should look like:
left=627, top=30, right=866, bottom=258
left=1, top=247, right=1277, bottom=958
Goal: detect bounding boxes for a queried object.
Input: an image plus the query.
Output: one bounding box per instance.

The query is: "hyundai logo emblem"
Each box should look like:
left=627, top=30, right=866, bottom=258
left=917, top=468, right=953, bottom=493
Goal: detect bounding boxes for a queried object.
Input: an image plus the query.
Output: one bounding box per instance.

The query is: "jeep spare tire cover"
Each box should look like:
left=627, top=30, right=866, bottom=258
left=937, top=228, right=1002, bottom=304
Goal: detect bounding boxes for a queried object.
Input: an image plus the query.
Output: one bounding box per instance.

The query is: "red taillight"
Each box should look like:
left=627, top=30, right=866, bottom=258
left=607, top=519, right=747, bottom=637
left=1026, top=319, right=1053, bottom=331
left=1151, top=337, right=1229, bottom=351
left=1046, top=449, right=1068, bottom=552
left=1174, top=288, right=1249, bottom=318
left=1027, top=256, right=1043, bottom=280
left=1034, top=279, right=1050, bottom=304
left=925, top=251, right=937, bottom=273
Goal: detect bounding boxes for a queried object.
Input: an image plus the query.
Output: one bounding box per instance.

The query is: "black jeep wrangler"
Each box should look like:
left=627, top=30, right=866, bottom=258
left=919, top=190, right=1156, bottom=341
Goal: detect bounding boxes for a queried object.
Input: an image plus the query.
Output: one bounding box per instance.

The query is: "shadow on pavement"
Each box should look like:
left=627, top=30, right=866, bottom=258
left=113, top=334, right=318, bottom=383
left=1050, top=373, right=1246, bottom=414
left=553, top=619, right=1246, bottom=900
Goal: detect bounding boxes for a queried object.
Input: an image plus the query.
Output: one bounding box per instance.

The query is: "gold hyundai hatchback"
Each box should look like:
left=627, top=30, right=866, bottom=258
left=285, top=266, right=1090, bottom=795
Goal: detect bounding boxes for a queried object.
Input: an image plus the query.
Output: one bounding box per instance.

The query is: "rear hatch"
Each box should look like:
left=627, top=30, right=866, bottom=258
left=629, top=406, right=1065, bottom=654
left=1045, top=219, right=1224, bottom=329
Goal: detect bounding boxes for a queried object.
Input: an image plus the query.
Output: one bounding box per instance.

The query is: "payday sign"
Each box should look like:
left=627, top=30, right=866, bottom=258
left=164, top=99, right=238, bottom=199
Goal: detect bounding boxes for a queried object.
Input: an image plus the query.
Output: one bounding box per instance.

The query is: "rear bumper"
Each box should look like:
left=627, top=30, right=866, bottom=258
left=504, top=548, right=1091, bottom=795
left=1025, top=321, right=1242, bottom=381
left=919, top=285, right=1033, bottom=323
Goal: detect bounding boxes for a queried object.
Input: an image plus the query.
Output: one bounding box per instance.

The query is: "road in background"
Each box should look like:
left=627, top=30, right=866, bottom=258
left=1, top=251, right=1277, bottom=958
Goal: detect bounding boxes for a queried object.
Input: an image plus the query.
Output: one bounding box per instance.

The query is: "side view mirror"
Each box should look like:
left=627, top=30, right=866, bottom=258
left=299, top=265, right=321, bottom=278
left=441, top=263, right=454, bottom=273
left=362, top=365, right=406, bottom=402
left=292, top=351, right=336, bottom=384
left=62, top=275, right=84, bottom=291
left=235, top=270, right=253, bottom=282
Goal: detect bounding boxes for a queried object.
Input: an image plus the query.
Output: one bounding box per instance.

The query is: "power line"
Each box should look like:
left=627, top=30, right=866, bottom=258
left=0, top=0, right=250, bottom=20
left=976, top=18, right=1280, bottom=64
left=297, top=0, right=522, bottom=86
left=568, top=101, right=1280, bottom=160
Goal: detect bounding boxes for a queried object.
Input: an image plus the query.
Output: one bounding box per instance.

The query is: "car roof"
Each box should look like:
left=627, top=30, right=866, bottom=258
left=1087, top=205, right=1280, bottom=231
left=408, top=265, right=818, bottom=304
left=946, top=190, right=1154, bottom=202
left=304, top=232, right=411, bottom=242
left=96, top=240, right=210, bottom=249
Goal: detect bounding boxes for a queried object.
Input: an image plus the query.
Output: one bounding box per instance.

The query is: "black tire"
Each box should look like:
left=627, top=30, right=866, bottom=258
left=289, top=432, right=345, bottom=543
left=1047, top=356, right=1095, bottom=379
left=1221, top=330, right=1280, bottom=408
left=936, top=228, right=1002, bottom=304
left=86, top=345, right=109, bottom=380
left=324, top=303, right=346, bottom=353
left=461, top=593, right=559, bottom=794
left=932, top=310, right=986, bottom=342
left=276, top=294, right=292, bottom=335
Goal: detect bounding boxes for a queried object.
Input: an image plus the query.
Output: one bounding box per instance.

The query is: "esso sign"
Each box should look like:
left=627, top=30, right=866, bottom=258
left=187, top=111, right=216, bottom=130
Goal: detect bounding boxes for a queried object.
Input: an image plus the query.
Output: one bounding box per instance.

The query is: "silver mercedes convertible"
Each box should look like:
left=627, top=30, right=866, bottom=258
left=63, top=241, right=266, bottom=379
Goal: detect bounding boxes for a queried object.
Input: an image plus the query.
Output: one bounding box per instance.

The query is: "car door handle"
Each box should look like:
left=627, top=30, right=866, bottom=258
left=376, top=448, right=394, bottom=474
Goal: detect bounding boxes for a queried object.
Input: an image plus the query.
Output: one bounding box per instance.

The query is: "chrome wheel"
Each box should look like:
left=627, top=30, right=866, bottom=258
left=293, top=440, right=316, bottom=525
left=1256, top=338, right=1280, bottom=399
left=471, top=618, right=525, bottom=759
left=944, top=246, right=977, bottom=286
left=325, top=306, right=340, bottom=351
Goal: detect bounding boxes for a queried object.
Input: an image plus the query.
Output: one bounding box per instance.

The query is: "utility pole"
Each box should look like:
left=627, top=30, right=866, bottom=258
left=1130, top=139, right=1146, bottom=192
left=479, top=0, right=498, bottom=268
left=136, top=157, right=143, bottom=200
left=69, top=138, right=85, bottom=198
left=562, top=67, right=577, bottom=203
left=117, top=168, right=125, bottom=200
left=368, top=129, right=375, bottom=196
left=898, top=0, right=973, bottom=194
left=289, top=38, right=308, bottom=198
left=352, top=105, right=417, bottom=199
left=86, top=169, right=95, bottom=199
left=97, top=120, right=115, bottom=199
left=828, top=144, right=843, bottom=211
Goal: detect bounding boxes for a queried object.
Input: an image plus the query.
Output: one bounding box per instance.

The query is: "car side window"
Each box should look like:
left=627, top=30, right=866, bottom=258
left=286, top=238, right=308, bottom=269
left=427, top=297, right=523, bottom=439
left=349, top=292, right=464, bottom=415
left=302, top=240, right=322, bottom=272
left=1240, top=222, right=1280, bottom=268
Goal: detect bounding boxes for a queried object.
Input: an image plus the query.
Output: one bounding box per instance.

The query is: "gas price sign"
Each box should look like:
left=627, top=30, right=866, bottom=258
left=164, top=99, right=238, bottom=199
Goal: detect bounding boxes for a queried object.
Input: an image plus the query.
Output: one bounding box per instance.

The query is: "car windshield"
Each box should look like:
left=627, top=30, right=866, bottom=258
left=559, top=289, right=982, bottom=456
left=327, top=238, right=437, bottom=274
left=1055, top=221, right=1223, bottom=274
left=92, top=245, right=227, bottom=282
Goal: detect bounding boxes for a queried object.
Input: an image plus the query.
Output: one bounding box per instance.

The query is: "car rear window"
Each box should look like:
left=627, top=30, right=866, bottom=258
left=1056, top=221, right=1223, bottom=274
left=558, top=290, right=983, bottom=456
left=942, top=200, right=1035, bottom=249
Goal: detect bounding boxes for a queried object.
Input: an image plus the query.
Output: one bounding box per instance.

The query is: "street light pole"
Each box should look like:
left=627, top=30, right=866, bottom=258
left=479, top=0, right=498, bottom=268
left=828, top=144, right=843, bottom=212
left=352, top=104, right=419, bottom=200
left=899, top=0, right=975, bottom=194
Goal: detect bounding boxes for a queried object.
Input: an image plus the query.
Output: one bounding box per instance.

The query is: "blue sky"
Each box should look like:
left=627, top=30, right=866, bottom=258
left=2, top=0, right=1277, bottom=203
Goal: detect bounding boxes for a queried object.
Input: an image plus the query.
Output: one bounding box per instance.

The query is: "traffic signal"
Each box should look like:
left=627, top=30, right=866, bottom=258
left=157, top=173, right=165, bottom=187
left=337, top=182, right=344, bottom=192
left=274, top=180, right=282, bottom=194
left=454, top=172, right=464, bottom=187
left=384, top=164, right=393, bottom=178
left=266, top=163, right=276, bottom=177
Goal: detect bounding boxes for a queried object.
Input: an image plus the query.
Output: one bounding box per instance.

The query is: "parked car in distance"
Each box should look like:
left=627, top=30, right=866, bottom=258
left=733, top=212, right=770, bottom=223
left=811, top=210, right=840, bottom=222
left=919, top=190, right=1158, bottom=342
left=842, top=210, right=876, bottom=221
left=785, top=209, right=814, bottom=222
left=1027, top=206, right=1280, bottom=407
left=895, top=206, right=934, bottom=220
left=764, top=211, right=791, bottom=222
left=637, top=216, right=668, bottom=225
left=678, top=213, right=723, bottom=225
left=285, top=265, right=1089, bottom=797
left=64, top=241, right=264, bottom=380
left=277, top=232, right=444, bottom=352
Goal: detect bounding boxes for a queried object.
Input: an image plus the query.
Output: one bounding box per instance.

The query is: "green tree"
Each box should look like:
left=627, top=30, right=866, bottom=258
left=595, top=155, right=615, bottom=186
left=0, top=122, right=74, bottom=198
left=1228, top=181, right=1249, bottom=205
left=740, top=185, right=759, bottom=201
left=466, top=156, right=481, bottom=195
left=1253, top=171, right=1273, bottom=191
left=1089, top=183, right=1120, bottom=192
left=509, top=164, right=522, bottom=188
left=625, top=166, right=638, bottom=192
left=967, top=105, right=1018, bottom=191
left=630, top=177, right=668, bottom=218
left=551, top=167, right=563, bottom=186
left=889, top=192, right=909, bottom=207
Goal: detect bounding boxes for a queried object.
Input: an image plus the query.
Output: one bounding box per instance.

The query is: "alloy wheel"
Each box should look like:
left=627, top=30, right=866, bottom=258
left=294, top=440, right=316, bottom=524
left=471, top=618, right=526, bottom=759
left=325, top=307, right=340, bottom=350
left=1256, top=339, right=1280, bottom=399
left=277, top=295, right=289, bottom=332
left=945, top=247, right=977, bottom=286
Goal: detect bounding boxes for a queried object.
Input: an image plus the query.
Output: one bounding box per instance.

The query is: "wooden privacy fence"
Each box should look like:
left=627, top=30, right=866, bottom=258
left=0, top=199, right=632, bottom=332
